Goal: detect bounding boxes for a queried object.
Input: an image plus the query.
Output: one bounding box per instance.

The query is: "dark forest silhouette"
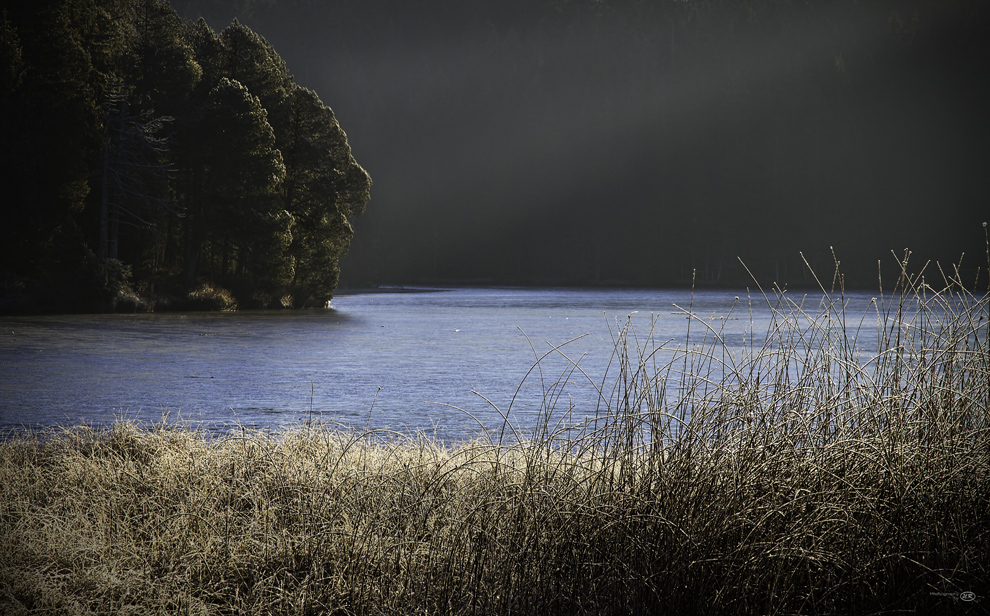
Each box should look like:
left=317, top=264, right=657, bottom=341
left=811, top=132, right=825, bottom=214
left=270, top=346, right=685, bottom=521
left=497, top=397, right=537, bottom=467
left=1, top=0, right=370, bottom=312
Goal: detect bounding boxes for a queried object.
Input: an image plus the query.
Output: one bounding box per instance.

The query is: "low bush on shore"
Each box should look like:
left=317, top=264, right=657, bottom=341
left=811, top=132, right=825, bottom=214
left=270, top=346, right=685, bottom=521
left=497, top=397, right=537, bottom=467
left=1, top=254, right=988, bottom=615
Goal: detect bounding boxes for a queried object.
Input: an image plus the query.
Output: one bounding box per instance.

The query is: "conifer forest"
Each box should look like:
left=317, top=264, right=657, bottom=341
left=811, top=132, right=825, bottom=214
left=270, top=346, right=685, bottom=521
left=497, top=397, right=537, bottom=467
left=1, top=0, right=371, bottom=312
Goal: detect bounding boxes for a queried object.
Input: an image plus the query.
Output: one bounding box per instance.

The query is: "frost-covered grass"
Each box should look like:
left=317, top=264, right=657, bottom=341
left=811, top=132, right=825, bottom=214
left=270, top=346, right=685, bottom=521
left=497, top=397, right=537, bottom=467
left=1, top=251, right=988, bottom=615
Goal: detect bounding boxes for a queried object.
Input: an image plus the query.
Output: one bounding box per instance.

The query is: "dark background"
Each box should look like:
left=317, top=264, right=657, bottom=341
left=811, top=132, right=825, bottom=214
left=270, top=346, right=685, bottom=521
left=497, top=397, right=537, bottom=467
left=177, top=0, right=989, bottom=290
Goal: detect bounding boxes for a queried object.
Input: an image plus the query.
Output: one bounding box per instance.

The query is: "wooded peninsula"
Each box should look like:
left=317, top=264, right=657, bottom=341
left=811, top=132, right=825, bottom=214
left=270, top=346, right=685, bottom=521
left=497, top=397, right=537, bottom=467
left=1, top=0, right=371, bottom=313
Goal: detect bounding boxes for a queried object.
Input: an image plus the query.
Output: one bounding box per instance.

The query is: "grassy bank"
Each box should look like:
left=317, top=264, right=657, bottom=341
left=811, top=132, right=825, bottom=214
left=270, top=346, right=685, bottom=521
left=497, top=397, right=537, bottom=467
left=2, top=254, right=988, bottom=615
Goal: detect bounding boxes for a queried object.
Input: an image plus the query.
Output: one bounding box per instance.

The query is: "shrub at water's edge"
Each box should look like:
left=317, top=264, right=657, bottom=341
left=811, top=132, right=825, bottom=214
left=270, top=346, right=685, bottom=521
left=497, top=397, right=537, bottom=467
left=1, top=253, right=988, bottom=615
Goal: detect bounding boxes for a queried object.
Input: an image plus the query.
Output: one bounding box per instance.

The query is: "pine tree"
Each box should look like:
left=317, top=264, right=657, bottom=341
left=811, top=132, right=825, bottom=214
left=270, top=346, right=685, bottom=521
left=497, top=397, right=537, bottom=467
left=187, top=77, right=288, bottom=291
left=281, top=85, right=367, bottom=304
left=128, top=0, right=202, bottom=115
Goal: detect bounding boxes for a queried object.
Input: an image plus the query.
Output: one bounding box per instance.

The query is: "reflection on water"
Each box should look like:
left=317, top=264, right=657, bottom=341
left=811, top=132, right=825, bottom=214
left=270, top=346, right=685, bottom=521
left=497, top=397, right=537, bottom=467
left=0, top=287, right=882, bottom=440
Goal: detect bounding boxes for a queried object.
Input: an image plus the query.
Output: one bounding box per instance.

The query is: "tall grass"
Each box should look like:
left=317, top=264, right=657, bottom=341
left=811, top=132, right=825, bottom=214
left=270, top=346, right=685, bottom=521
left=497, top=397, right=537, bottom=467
left=1, top=249, right=988, bottom=615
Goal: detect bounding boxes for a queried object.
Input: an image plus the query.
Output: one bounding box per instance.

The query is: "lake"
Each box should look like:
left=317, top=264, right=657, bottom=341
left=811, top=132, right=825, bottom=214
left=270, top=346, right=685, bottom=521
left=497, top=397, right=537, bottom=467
left=0, top=287, right=883, bottom=441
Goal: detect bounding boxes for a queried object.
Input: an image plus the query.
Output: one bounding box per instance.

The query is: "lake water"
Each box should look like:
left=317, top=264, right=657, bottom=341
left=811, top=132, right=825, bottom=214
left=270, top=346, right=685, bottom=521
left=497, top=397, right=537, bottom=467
left=0, top=287, right=884, bottom=441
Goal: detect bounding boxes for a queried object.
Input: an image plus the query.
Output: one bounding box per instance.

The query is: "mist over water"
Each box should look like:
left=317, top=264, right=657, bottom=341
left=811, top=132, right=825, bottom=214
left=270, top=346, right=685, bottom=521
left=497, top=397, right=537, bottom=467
left=0, top=288, right=885, bottom=440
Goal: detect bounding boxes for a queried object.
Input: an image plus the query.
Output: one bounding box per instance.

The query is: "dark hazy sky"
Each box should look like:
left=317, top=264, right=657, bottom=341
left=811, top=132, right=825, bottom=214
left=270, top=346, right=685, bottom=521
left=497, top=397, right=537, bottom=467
left=174, top=0, right=989, bottom=290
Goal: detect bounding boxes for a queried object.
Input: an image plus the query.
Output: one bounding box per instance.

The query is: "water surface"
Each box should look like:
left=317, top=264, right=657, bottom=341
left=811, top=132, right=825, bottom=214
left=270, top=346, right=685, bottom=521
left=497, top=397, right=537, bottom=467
left=0, top=287, right=882, bottom=440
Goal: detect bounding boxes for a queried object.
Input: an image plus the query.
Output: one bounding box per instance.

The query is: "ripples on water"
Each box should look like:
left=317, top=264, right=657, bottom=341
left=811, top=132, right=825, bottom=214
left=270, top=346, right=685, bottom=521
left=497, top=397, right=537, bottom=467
left=0, top=287, right=883, bottom=441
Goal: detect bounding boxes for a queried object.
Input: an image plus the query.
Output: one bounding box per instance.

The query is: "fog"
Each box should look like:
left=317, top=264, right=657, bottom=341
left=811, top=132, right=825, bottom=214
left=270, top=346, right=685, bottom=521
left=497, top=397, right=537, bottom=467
left=175, top=0, right=989, bottom=290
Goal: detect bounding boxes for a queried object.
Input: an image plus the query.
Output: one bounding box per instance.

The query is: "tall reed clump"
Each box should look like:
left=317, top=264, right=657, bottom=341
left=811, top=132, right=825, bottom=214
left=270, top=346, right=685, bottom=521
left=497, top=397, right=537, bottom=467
left=1, top=249, right=988, bottom=615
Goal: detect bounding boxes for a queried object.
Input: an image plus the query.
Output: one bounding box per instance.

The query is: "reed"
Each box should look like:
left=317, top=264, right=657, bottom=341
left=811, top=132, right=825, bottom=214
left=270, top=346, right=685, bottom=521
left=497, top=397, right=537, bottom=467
left=1, top=249, right=988, bottom=615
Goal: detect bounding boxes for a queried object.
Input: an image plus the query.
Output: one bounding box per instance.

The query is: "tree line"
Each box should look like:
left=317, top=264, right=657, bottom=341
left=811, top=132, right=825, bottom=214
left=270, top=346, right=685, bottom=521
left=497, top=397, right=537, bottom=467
left=1, top=0, right=370, bottom=312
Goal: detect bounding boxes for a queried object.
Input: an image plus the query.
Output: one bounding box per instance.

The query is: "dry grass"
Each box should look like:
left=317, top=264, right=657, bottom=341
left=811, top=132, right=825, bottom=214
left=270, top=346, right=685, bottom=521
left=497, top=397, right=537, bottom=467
left=1, top=249, right=988, bottom=615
